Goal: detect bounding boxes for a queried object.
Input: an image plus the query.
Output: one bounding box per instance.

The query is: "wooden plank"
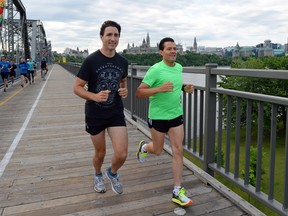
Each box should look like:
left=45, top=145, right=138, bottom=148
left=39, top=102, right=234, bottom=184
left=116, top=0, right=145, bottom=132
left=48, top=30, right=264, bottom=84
left=2, top=187, right=212, bottom=216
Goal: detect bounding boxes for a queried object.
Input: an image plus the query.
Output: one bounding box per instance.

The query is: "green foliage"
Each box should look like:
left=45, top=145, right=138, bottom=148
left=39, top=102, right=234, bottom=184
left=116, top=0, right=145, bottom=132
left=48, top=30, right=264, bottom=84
left=219, top=56, right=288, bottom=133
left=64, top=55, right=85, bottom=63
left=214, top=145, right=225, bottom=166
left=241, top=146, right=265, bottom=187
left=231, top=57, right=265, bottom=69
left=53, top=52, right=62, bottom=62
left=122, top=52, right=232, bottom=67
left=262, top=56, right=288, bottom=70
left=53, top=53, right=85, bottom=64
left=59, top=51, right=233, bottom=67
left=231, top=56, right=288, bottom=70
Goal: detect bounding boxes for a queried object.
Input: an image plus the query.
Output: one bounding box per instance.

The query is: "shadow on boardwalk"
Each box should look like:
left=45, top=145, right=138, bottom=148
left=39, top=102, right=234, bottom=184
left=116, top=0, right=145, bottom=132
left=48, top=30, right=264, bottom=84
left=0, top=64, right=264, bottom=216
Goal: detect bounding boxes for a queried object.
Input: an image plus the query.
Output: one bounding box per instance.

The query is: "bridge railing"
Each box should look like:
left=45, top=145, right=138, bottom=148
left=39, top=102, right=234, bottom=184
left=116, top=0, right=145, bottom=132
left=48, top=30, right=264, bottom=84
left=60, top=62, right=288, bottom=215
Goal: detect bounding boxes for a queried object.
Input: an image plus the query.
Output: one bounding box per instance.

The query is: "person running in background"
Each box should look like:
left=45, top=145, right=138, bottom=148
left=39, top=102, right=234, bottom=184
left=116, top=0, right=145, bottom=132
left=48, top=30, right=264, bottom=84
left=27, top=58, right=35, bottom=84
left=9, top=60, right=17, bottom=85
left=40, top=58, right=48, bottom=80
left=136, top=37, right=194, bottom=207
left=73, top=20, right=128, bottom=195
left=0, top=56, right=12, bottom=92
left=18, top=58, right=29, bottom=87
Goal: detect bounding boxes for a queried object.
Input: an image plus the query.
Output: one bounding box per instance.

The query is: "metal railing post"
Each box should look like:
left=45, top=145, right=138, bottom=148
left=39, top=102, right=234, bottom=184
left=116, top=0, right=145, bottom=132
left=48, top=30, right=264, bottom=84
left=130, top=63, right=137, bottom=121
left=204, top=63, right=218, bottom=176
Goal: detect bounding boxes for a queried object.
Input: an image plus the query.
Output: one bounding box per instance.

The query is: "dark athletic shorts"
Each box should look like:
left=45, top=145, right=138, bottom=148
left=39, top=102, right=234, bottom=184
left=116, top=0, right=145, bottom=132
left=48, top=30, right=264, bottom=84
left=1, top=72, right=8, bottom=80
left=9, top=72, right=16, bottom=77
left=85, top=112, right=126, bottom=135
left=147, top=115, right=183, bottom=133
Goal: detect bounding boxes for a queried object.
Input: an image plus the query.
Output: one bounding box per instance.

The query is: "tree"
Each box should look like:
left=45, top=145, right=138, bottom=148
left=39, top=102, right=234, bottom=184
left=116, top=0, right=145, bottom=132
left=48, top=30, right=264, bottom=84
left=219, top=56, right=288, bottom=133
left=121, top=52, right=232, bottom=67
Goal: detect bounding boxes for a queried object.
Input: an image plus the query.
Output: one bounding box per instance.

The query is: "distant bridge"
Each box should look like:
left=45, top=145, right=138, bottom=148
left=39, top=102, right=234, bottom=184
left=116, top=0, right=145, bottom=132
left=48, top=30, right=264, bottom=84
left=0, top=0, right=53, bottom=63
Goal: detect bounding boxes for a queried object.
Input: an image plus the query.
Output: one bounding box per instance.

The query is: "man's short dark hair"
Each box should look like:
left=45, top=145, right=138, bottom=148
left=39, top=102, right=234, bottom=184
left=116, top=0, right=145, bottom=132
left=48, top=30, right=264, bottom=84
left=158, top=37, right=175, bottom=51
left=100, top=20, right=121, bottom=37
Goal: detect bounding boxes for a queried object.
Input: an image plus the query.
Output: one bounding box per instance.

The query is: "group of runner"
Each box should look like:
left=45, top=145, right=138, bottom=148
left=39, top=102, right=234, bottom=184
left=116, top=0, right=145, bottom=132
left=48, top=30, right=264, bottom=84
left=0, top=57, right=48, bottom=92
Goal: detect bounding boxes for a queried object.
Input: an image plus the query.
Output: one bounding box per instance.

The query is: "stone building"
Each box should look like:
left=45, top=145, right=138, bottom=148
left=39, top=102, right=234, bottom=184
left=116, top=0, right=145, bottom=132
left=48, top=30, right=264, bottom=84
left=257, top=39, right=274, bottom=57
left=126, top=33, right=158, bottom=54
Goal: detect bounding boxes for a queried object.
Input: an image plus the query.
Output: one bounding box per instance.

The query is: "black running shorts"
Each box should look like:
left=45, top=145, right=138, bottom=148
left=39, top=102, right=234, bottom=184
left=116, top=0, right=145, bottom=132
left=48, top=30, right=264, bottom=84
left=1, top=72, right=8, bottom=80
left=85, top=112, right=126, bottom=135
left=147, top=115, right=183, bottom=133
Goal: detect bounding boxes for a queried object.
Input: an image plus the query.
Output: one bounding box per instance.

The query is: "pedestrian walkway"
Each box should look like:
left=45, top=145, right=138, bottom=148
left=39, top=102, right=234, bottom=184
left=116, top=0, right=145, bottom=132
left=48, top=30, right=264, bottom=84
left=0, top=64, right=264, bottom=216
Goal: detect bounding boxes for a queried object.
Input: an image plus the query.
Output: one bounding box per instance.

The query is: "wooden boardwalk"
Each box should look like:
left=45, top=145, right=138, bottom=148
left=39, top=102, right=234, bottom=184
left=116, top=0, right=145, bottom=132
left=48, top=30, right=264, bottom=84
left=0, top=64, right=264, bottom=216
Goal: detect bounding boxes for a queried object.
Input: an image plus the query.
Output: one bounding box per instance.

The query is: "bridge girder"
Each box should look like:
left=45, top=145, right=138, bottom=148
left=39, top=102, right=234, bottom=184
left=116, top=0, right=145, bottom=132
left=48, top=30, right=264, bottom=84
left=1, top=0, right=52, bottom=63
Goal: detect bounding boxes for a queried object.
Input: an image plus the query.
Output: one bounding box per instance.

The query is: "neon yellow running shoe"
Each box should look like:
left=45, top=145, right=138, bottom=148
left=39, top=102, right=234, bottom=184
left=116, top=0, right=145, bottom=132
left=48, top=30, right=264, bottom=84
left=136, top=140, right=147, bottom=163
left=172, top=187, right=193, bottom=206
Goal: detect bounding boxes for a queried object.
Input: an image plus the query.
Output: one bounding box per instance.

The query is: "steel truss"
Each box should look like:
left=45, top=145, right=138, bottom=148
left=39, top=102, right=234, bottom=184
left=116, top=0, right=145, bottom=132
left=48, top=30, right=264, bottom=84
left=1, top=0, right=52, bottom=63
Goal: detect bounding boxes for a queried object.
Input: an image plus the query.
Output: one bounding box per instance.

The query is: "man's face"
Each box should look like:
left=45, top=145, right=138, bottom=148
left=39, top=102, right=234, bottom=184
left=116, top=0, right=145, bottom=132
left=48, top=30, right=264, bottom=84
left=160, top=41, right=177, bottom=65
left=101, top=26, right=120, bottom=51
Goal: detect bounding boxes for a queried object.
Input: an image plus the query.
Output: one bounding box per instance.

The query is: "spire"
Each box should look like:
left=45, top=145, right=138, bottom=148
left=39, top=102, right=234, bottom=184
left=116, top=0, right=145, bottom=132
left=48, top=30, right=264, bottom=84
left=146, top=33, right=150, bottom=47
left=235, top=42, right=240, bottom=50
left=193, top=37, right=197, bottom=46
left=192, top=37, right=197, bottom=52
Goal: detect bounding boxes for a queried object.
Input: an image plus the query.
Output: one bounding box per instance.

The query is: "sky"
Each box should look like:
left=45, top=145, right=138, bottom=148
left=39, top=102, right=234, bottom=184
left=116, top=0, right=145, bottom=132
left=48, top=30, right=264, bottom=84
left=20, top=0, right=288, bottom=53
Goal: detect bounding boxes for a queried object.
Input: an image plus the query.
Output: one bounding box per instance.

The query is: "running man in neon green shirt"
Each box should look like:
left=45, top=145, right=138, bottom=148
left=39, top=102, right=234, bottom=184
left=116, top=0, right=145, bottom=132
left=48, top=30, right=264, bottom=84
left=136, top=37, right=194, bottom=207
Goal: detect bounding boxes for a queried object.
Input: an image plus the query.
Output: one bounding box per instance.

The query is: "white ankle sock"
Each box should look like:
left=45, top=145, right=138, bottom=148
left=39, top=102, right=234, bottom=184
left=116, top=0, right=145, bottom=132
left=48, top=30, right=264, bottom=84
left=142, top=144, right=147, bottom=152
left=173, top=186, right=181, bottom=194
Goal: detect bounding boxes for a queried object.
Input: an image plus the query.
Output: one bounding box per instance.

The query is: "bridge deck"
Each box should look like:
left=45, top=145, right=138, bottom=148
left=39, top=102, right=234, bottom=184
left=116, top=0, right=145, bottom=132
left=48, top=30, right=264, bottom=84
left=0, top=64, right=262, bottom=216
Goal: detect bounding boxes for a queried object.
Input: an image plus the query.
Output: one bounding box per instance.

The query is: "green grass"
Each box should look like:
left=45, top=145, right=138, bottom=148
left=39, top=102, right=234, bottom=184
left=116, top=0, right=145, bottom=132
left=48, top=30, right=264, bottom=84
left=184, top=128, right=286, bottom=216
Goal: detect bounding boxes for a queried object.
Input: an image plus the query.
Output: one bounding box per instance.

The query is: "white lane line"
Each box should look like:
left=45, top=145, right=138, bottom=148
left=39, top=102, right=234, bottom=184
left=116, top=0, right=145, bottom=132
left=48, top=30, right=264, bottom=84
left=0, top=65, right=54, bottom=178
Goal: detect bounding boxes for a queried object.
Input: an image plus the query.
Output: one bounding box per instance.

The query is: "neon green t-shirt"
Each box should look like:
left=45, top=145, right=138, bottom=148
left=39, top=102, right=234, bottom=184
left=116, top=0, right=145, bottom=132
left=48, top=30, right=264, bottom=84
left=142, top=61, right=183, bottom=120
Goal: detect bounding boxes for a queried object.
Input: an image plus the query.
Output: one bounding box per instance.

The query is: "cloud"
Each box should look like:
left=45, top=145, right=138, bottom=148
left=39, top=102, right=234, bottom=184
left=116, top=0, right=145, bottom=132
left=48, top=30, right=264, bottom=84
left=20, top=0, right=288, bottom=53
